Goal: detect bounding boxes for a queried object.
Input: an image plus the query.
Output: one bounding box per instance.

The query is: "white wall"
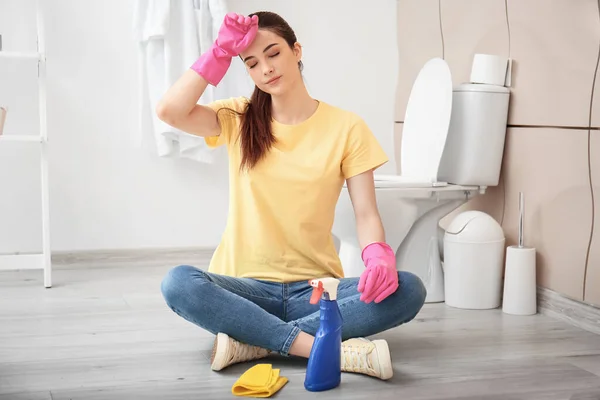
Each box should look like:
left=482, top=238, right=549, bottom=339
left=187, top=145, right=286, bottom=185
left=0, top=0, right=398, bottom=254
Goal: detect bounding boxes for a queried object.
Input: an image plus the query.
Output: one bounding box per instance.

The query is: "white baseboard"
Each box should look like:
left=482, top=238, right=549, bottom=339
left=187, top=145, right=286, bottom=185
left=538, top=286, right=600, bottom=336
left=51, top=247, right=215, bottom=267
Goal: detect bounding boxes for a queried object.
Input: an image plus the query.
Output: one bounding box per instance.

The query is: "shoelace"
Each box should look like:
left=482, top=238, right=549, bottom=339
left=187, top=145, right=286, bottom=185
left=342, top=343, right=375, bottom=374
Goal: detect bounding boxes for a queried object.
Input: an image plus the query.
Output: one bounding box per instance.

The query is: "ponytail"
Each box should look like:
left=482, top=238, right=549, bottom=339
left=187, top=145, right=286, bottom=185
left=238, top=86, right=277, bottom=172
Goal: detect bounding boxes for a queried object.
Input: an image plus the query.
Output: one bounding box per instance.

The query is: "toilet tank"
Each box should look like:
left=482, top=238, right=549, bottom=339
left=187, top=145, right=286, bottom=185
left=437, top=83, right=510, bottom=187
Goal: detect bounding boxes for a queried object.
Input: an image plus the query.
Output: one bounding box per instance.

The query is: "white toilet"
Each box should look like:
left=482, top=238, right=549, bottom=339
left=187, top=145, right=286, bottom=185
left=332, top=57, right=510, bottom=303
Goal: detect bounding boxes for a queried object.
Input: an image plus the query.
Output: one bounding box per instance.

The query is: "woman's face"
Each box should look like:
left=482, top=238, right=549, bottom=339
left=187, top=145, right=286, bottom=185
left=239, top=29, right=302, bottom=96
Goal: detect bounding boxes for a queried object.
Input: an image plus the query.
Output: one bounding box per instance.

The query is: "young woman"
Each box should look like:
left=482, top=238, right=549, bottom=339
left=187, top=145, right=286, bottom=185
left=157, top=11, right=426, bottom=380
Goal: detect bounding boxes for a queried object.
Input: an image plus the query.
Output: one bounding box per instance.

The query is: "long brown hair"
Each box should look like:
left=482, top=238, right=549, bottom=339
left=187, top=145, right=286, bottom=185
left=228, top=11, right=303, bottom=172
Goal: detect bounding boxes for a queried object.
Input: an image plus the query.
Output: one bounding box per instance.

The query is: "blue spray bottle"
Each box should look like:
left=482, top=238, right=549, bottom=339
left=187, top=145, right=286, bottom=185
left=304, top=277, right=343, bottom=392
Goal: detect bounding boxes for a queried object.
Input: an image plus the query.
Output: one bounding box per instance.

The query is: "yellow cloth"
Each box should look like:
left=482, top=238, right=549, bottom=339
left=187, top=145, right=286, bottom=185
left=205, top=97, right=388, bottom=283
left=231, top=363, right=288, bottom=398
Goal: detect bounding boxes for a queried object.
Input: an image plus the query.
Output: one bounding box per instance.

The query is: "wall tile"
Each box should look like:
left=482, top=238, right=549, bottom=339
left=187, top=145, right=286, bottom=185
left=501, top=128, right=592, bottom=302
left=395, top=0, right=443, bottom=121
left=585, top=131, right=600, bottom=306
left=506, top=0, right=600, bottom=127
left=591, top=63, right=600, bottom=128
left=440, top=0, right=510, bottom=86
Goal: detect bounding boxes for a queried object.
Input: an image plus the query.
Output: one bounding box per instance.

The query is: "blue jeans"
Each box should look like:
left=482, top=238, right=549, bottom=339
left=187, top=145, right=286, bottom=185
left=160, top=265, right=427, bottom=356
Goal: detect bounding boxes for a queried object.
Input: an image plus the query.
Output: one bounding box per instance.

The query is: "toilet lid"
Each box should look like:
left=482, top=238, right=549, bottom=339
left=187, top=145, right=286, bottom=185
left=401, top=58, right=453, bottom=181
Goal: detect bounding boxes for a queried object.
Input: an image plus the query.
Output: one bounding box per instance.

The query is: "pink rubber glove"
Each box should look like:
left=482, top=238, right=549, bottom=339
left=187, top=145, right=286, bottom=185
left=358, top=242, right=399, bottom=303
left=191, top=13, right=259, bottom=86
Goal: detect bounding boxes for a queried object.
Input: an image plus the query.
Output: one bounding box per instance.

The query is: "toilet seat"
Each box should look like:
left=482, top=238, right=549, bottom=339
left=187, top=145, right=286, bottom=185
left=342, top=176, right=481, bottom=201
left=373, top=174, right=447, bottom=187
left=343, top=174, right=480, bottom=190
left=342, top=175, right=444, bottom=189
left=372, top=175, right=481, bottom=190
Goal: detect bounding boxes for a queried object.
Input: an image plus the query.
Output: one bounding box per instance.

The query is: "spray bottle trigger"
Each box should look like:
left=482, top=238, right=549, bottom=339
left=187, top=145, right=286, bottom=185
left=309, top=280, right=324, bottom=304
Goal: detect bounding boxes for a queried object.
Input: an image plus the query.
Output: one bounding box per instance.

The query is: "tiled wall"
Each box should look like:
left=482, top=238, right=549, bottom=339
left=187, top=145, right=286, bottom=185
left=395, top=0, right=600, bottom=306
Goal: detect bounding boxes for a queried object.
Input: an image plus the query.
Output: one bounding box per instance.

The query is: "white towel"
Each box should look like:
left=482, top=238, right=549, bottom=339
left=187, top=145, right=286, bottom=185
left=133, top=0, right=247, bottom=163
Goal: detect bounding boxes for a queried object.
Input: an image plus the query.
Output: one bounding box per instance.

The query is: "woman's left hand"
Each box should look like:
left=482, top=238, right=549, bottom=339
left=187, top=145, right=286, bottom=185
left=357, top=242, right=399, bottom=303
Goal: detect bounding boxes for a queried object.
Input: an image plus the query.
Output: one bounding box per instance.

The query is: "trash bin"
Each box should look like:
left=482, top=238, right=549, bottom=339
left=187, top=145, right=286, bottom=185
left=443, top=210, right=505, bottom=309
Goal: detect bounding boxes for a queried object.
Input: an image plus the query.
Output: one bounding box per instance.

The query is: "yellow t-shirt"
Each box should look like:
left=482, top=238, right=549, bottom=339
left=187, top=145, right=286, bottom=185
left=204, top=96, right=388, bottom=283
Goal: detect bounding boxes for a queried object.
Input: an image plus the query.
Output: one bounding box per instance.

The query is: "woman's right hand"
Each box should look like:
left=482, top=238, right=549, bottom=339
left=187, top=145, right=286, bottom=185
left=191, top=12, right=259, bottom=86
left=216, top=13, right=259, bottom=57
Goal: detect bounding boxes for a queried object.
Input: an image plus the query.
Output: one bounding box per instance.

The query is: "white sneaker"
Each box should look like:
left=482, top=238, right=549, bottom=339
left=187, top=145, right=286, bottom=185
left=341, top=338, right=393, bottom=380
left=210, top=332, right=394, bottom=379
left=210, top=332, right=271, bottom=371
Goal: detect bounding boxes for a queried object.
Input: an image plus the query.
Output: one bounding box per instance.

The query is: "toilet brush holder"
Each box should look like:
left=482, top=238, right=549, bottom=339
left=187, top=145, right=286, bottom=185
left=502, top=245, right=536, bottom=315
left=502, top=192, right=537, bottom=315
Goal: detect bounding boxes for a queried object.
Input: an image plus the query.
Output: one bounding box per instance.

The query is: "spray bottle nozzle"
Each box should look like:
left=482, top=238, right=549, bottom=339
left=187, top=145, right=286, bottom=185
left=308, top=277, right=340, bottom=304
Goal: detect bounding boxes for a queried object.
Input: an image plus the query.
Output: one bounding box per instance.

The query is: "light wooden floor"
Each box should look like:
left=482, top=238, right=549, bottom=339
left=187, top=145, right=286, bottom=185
left=2, top=260, right=600, bottom=399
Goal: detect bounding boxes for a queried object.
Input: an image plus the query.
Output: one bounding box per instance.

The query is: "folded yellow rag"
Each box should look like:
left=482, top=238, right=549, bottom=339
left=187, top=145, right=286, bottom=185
left=231, top=363, right=288, bottom=398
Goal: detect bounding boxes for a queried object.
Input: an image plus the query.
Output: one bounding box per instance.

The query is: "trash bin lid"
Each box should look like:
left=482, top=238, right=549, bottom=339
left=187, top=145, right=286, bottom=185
left=445, top=211, right=505, bottom=243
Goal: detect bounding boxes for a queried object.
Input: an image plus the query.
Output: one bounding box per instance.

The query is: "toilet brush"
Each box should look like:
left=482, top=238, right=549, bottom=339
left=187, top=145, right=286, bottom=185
left=502, top=192, right=537, bottom=315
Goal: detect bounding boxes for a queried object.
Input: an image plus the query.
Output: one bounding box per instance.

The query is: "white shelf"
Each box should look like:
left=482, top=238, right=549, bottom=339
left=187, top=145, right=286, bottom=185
left=1, top=0, right=52, bottom=288
left=0, top=135, right=44, bottom=143
left=0, top=51, right=43, bottom=60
